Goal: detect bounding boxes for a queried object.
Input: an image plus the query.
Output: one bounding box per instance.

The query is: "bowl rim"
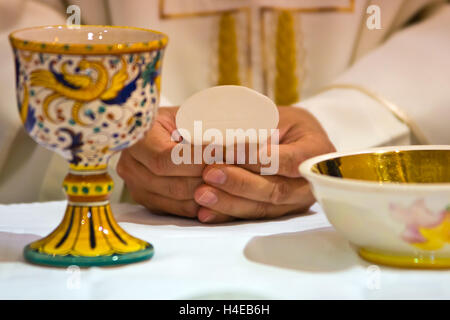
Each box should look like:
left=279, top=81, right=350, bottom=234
left=299, top=145, right=450, bottom=191
left=9, top=25, right=168, bottom=55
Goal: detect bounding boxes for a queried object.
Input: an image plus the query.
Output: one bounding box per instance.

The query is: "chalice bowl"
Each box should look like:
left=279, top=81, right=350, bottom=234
left=9, top=25, right=168, bottom=267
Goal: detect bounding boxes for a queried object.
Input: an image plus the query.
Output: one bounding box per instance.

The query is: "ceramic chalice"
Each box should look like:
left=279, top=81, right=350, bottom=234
left=9, top=25, right=168, bottom=267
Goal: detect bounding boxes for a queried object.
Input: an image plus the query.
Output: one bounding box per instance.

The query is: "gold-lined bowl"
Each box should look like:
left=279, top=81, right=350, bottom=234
left=300, top=145, right=450, bottom=268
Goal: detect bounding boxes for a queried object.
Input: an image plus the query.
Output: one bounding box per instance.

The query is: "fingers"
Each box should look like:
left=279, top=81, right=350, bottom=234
left=197, top=207, right=236, bottom=224
left=194, top=183, right=313, bottom=220
left=129, top=184, right=199, bottom=219
left=233, top=107, right=335, bottom=177
left=127, top=106, right=205, bottom=177
left=236, top=143, right=303, bottom=178
left=118, top=150, right=202, bottom=200
left=218, top=139, right=313, bottom=178
left=154, top=106, right=179, bottom=136
left=128, top=126, right=205, bottom=177
left=238, top=132, right=335, bottom=177
left=118, top=149, right=201, bottom=218
left=202, top=164, right=310, bottom=205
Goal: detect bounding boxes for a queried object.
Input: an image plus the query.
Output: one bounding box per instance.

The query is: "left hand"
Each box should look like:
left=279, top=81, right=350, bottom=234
left=194, top=106, right=335, bottom=223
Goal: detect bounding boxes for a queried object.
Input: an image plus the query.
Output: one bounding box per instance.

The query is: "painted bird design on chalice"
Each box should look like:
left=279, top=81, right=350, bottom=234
left=30, top=57, right=140, bottom=126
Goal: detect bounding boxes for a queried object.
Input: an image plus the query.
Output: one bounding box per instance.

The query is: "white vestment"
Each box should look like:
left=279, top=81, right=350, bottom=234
left=0, top=0, right=449, bottom=203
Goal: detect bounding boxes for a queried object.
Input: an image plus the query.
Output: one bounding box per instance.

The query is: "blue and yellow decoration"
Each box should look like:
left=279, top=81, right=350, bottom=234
left=10, top=25, right=167, bottom=267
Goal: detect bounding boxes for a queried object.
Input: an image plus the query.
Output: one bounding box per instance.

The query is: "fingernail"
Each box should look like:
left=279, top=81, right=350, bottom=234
left=198, top=211, right=216, bottom=223
left=204, top=168, right=226, bottom=185
left=197, top=190, right=218, bottom=205
left=171, top=129, right=183, bottom=142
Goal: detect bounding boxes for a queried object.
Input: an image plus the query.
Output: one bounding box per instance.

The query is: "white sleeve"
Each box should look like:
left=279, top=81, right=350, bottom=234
left=299, top=4, right=450, bottom=152
left=160, top=94, right=174, bottom=107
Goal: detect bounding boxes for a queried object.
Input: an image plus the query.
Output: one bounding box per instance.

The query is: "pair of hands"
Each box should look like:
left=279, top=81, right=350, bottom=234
left=117, top=106, right=335, bottom=223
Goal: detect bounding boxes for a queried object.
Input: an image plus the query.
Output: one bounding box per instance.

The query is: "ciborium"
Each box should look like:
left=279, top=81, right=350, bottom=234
left=300, top=146, right=450, bottom=269
left=9, top=25, right=168, bottom=267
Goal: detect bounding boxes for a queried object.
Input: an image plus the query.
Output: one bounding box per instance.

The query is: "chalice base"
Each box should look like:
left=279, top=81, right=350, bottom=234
left=23, top=170, right=154, bottom=267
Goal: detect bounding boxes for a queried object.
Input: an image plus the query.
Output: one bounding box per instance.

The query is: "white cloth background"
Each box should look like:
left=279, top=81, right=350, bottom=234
left=0, top=201, right=449, bottom=299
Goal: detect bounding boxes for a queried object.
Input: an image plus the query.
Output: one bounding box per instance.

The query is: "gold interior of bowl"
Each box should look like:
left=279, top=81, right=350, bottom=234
left=312, top=150, right=450, bottom=184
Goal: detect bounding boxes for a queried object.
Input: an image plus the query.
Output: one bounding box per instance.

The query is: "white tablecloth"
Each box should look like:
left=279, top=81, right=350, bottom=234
left=0, top=201, right=449, bottom=299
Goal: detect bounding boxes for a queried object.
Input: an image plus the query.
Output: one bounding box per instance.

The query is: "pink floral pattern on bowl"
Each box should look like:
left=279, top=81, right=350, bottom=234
left=390, top=199, right=450, bottom=250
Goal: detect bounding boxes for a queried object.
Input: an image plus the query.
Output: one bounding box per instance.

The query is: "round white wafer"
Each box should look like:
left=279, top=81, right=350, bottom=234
left=175, top=85, right=279, bottom=145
